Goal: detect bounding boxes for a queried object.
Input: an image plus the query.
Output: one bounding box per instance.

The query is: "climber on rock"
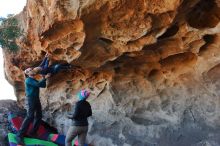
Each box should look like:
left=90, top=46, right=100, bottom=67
left=65, top=89, right=92, bottom=146
left=33, top=53, right=80, bottom=76
left=16, top=67, right=51, bottom=145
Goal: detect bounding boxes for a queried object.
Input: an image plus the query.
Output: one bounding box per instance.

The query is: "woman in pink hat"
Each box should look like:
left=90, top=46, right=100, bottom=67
left=65, top=89, right=92, bottom=146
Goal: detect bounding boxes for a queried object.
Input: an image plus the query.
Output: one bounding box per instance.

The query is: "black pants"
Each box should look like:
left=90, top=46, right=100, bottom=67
left=17, top=99, right=42, bottom=137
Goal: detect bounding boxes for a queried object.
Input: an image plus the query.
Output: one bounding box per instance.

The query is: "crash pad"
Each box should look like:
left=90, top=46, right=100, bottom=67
left=8, top=133, right=58, bottom=146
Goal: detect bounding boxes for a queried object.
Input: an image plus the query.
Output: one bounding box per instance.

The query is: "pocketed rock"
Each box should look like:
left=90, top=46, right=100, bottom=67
left=3, top=0, right=220, bottom=145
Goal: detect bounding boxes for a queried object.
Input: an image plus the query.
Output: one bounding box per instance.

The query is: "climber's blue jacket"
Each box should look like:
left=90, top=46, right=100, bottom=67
left=25, top=77, right=46, bottom=100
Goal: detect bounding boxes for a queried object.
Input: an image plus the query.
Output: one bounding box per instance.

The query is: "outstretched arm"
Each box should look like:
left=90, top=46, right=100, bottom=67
left=39, top=53, right=49, bottom=69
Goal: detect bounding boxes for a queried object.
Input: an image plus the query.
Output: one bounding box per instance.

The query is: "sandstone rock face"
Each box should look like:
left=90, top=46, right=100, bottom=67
left=3, top=0, right=220, bottom=145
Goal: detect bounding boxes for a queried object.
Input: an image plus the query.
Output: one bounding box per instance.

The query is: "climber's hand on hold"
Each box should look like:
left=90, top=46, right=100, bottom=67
left=45, top=73, right=51, bottom=79
left=45, top=52, right=52, bottom=59
left=45, top=53, right=49, bottom=57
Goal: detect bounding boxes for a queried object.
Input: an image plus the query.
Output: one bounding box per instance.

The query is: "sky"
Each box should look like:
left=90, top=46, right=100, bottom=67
left=0, top=0, right=26, bottom=17
left=0, top=0, right=26, bottom=100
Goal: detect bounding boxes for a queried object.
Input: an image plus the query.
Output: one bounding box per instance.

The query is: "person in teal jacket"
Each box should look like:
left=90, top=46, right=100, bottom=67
left=16, top=67, right=50, bottom=145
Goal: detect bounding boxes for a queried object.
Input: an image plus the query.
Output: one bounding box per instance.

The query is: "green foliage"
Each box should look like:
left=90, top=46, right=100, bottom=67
left=0, top=15, right=23, bottom=52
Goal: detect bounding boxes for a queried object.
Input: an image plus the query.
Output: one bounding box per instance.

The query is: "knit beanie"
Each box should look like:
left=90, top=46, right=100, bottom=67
left=77, top=89, right=90, bottom=100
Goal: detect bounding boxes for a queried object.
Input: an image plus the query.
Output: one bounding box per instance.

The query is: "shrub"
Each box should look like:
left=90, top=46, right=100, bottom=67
left=0, top=15, right=23, bottom=52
